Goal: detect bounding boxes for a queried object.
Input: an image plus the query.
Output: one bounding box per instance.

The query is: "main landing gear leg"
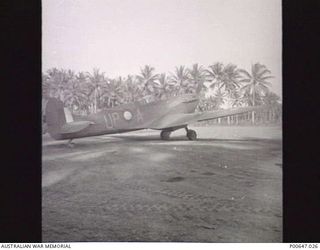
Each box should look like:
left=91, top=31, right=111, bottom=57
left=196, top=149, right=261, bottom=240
left=185, top=127, right=197, bottom=140
left=67, top=139, right=75, bottom=148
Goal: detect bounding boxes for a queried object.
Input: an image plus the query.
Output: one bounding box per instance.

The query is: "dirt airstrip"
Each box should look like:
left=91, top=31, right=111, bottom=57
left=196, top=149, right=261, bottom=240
left=42, top=126, right=282, bottom=242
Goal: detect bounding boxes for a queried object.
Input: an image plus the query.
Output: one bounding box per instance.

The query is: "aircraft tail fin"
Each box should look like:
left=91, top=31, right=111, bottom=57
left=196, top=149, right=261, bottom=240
left=45, top=97, right=68, bottom=140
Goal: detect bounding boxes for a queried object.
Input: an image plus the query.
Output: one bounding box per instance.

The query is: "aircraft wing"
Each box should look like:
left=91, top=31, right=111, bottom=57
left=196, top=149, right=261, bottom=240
left=60, top=121, right=94, bottom=134
left=195, top=105, right=269, bottom=122
left=150, top=105, right=269, bottom=130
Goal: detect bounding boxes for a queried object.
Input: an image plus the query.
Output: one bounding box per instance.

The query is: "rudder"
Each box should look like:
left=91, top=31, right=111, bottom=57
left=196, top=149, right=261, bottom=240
left=45, top=97, right=66, bottom=140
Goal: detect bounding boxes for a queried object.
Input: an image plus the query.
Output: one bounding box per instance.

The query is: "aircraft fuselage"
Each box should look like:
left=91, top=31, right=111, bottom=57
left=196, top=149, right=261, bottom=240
left=55, top=94, right=199, bottom=140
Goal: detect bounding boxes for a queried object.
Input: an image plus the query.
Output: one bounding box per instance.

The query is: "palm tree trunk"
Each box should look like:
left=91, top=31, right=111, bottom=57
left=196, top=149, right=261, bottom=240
left=94, top=89, right=97, bottom=113
left=252, top=111, right=255, bottom=124
left=58, top=89, right=63, bottom=103
left=268, top=110, right=272, bottom=122
left=252, top=91, right=255, bottom=124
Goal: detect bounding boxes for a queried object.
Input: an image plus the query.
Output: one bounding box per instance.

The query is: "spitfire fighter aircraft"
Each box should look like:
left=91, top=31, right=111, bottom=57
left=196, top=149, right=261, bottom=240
left=45, top=93, right=265, bottom=146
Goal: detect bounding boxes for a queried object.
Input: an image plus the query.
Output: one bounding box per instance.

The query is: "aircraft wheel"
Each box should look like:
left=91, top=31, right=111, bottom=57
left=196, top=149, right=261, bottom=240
left=160, top=131, right=171, bottom=140
left=187, top=129, right=197, bottom=140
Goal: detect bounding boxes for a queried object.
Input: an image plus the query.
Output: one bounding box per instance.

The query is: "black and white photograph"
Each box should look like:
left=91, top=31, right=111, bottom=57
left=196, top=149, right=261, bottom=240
left=42, top=0, right=282, bottom=242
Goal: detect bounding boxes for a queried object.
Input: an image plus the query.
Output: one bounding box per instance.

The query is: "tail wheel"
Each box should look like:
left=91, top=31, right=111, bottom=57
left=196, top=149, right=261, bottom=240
left=187, top=129, right=197, bottom=140
left=160, top=131, right=171, bottom=140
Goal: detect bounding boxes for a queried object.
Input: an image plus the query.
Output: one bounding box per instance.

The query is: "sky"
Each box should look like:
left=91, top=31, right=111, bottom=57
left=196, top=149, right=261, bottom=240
left=42, top=0, right=282, bottom=96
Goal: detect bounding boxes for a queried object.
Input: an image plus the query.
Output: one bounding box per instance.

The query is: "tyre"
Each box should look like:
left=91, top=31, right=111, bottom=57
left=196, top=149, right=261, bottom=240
left=187, top=129, right=197, bottom=140
left=160, top=131, right=171, bottom=140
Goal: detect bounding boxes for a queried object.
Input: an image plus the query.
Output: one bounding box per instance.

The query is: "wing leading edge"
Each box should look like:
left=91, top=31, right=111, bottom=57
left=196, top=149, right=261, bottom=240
left=150, top=105, right=269, bottom=130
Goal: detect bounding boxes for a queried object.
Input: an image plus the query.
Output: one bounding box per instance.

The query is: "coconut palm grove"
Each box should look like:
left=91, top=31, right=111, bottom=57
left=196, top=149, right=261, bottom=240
left=42, top=62, right=281, bottom=126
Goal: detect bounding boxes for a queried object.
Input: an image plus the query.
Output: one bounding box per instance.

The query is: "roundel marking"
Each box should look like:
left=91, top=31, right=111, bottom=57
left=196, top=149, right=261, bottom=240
left=123, top=110, right=133, bottom=121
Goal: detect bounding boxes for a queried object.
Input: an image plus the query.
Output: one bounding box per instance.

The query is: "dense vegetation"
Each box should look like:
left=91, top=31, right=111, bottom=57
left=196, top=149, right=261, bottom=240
left=42, top=62, right=281, bottom=125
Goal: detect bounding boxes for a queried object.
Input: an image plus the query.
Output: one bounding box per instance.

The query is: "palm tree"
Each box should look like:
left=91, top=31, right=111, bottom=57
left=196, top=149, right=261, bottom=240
left=205, top=62, right=225, bottom=90
left=239, top=63, right=273, bottom=123
left=213, top=88, right=226, bottom=124
left=219, top=64, right=242, bottom=94
left=123, top=75, right=143, bottom=103
left=263, top=91, right=280, bottom=105
left=228, top=90, right=245, bottom=124
left=100, top=78, right=125, bottom=108
left=156, top=73, right=173, bottom=100
left=239, top=63, right=273, bottom=106
left=188, top=63, right=207, bottom=94
left=262, top=91, right=281, bottom=123
left=45, top=68, right=70, bottom=102
left=136, top=65, right=159, bottom=100
left=75, top=71, right=88, bottom=89
left=169, top=66, right=190, bottom=95
left=229, top=90, right=243, bottom=108
left=197, top=96, right=217, bottom=125
left=63, top=79, right=88, bottom=113
left=85, top=68, right=106, bottom=113
left=197, top=98, right=209, bottom=112
left=73, top=71, right=91, bottom=114
left=214, top=88, right=226, bottom=109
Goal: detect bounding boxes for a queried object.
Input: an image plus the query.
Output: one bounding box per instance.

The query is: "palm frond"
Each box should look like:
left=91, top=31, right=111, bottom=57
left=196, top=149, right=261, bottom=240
left=256, top=68, right=271, bottom=78
left=238, top=69, right=251, bottom=79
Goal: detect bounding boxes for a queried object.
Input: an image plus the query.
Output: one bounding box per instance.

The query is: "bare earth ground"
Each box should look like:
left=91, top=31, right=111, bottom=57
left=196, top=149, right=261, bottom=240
left=42, top=126, right=282, bottom=242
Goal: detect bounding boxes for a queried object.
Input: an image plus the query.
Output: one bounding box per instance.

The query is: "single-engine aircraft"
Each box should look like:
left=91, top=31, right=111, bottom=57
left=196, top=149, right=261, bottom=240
left=45, top=93, right=266, bottom=146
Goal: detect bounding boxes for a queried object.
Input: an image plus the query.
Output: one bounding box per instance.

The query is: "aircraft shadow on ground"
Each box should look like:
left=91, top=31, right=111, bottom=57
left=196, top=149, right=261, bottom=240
left=42, top=134, right=281, bottom=150
left=109, top=135, right=281, bottom=143
left=43, top=136, right=281, bottom=152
